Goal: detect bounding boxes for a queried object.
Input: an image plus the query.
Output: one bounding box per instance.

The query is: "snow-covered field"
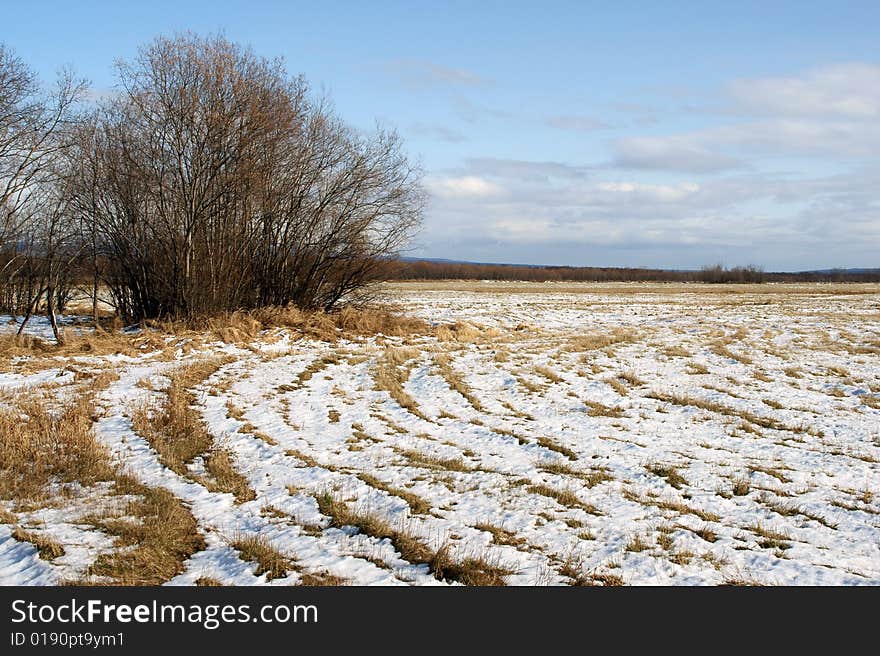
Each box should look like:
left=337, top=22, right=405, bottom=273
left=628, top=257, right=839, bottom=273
left=2, top=282, right=879, bottom=585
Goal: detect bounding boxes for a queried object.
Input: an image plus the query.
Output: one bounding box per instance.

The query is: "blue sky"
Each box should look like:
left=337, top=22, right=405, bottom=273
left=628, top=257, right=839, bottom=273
left=4, top=1, right=879, bottom=269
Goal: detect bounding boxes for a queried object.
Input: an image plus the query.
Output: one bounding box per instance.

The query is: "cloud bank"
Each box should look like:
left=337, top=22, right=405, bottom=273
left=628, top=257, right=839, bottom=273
left=415, top=62, right=880, bottom=270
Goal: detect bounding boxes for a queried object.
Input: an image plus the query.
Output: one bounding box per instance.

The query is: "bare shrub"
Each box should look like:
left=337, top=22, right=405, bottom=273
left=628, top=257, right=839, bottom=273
left=68, top=34, right=423, bottom=321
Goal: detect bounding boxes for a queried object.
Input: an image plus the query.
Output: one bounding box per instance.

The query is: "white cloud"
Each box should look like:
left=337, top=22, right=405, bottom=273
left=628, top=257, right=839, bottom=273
left=713, top=118, right=880, bottom=157
left=613, top=117, right=880, bottom=172
left=597, top=181, right=700, bottom=201
left=416, top=62, right=880, bottom=268
left=612, top=62, right=880, bottom=172
left=420, top=155, right=880, bottom=268
left=425, top=175, right=503, bottom=199
left=729, top=63, right=880, bottom=119
left=613, top=136, right=744, bottom=173
left=465, top=157, right=589, bottom=181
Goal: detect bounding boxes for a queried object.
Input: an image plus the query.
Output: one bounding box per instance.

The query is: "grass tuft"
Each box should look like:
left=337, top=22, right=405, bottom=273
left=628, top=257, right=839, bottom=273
left=646, top=463, right=688, bottom=489
left=231, top=535, right=293, bottom=580
left=11, top=528, right=65, bottom=560
left=89, top=477, right=206, bottom=585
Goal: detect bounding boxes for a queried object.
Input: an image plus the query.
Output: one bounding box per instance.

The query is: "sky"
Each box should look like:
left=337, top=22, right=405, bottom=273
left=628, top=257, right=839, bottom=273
left=3, top=0, right=879, bottom=270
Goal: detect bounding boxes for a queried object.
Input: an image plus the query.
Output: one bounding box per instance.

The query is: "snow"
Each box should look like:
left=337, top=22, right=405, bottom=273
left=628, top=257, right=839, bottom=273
left=1, top=284, right=878, bottom=585
left=0, top=314, right=92, bottom=343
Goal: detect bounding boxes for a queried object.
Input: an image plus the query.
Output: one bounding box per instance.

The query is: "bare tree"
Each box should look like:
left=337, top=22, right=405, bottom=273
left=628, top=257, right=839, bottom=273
left=0, top=44, right=87, bottom=340
left=70, top=33, right=423, bottom=321
left=0, top=46, right=83, bottom=250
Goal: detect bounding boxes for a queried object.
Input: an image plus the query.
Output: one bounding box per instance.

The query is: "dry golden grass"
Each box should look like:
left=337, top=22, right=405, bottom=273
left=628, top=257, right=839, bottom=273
left=540, top=462, right=613, bottom=487
left=668, top=548, right=696, bottom=565
left=493, top=348, right=510, bottom=363
left=284, top=448, right=320, bottom=468
left=762, top=499, right=837, bottom=529
left=0, top=395, right=114, bottom=502
left=558, top=552, right=624, bottom=586
left=646, top=463, right=688, bottom=489
left=527, top=484, right=600, bottom=514
left=428, top=543, right=511, bottom=586
left=515, top=374, right=545, bottom=394
left=648, top=390, right=823, bottom=436
left=752, top=368, right=773, bottom=382
left=662, top=345, right=692, bottom=358
left=710, top=342, right=753, bottom=365
left=247, top=427, right=278, bottom=445
left=5, top=287, right=875, bottom=586
left=703, top=383, right=744, bottom=399
left=131, top=366, right=217, bottom=473
left=298, top=570, right=348, bottom=586
left=732, top=478, right=751, bottom=496
left=260, top=505, right=288, bottom=519
left=315, top=492, right=509, bottom=585
left=231, top=535, right=293, bottom=580
left=535, top=436, right=578, bottom=460
left=783, top=366, right=803, bottom=379
left=605, top=377, right=629, bottom=397
left=499, top=399, right=534, bottom=421
left=225, top=401, right=246, bottom=421
left=747, top=522, right=792, bottom=550
left=371, top=412, right=409, bottom=434
left=195, top=576, right=224, bottom=586
left=474, top=523, right=527, bottom=547
left=372, top=347, right=428, bottom=420
left=203, top=450, right=256, bottom=503
left=686, top=361, right=710, bottom=375
left=357, top=473, right=432, bottom=515
left=131, top=359, right=254, bottom=503
left=155, top=305, right=430, bottom=344
left=298, top=354, right=340, bottom=386
left=486, top=425, right=529, bottom=445
left=618, top=370, right=646, bottom=387
left=622, top=487, right=720, bottom=522
left=860, top=394, right=880, bottom=410
left=0, top=376, right=208, bottom=584
left=625, top=534, right=651, bottom=553
left=0, top=329, right=140, bottom=360
left=433, top=353, right=486, bottom=412
left=693, top=525, right=718, bottom=543
left=11, top=527, right=65, bottom=560
left=88, top=476, right=206, bottom=585
left=656, top=528, right=675, bottom=552
left=723, top=575, right=765, bottom=586
left=398, top=449, right=472, bottom=472
left=566, top=328, right=636, bottom=352
left=749, top=464, right=790, bottom=483
left=434, top=321, right=500, bottom=343
left=584, top=400, right=625, bottom=418
left=534, top=364, right=563, bottom=384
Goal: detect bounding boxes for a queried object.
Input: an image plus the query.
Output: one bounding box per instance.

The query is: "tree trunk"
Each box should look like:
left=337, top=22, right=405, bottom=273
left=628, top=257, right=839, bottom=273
left=46, top=284, right=65, bottom=345
left=16, top=286, right=44, bottom=337
left=92, top=237, right=99, bottom=326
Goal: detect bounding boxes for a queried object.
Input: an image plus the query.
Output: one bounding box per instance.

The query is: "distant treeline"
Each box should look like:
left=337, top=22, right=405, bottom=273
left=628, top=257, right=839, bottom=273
left=385, top=261, right=880, bottom=283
